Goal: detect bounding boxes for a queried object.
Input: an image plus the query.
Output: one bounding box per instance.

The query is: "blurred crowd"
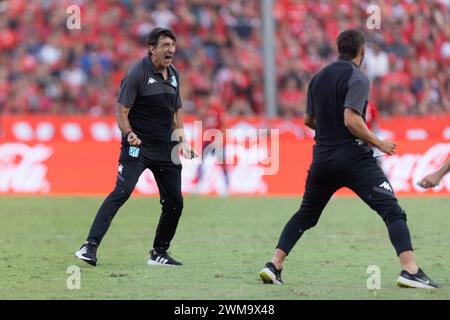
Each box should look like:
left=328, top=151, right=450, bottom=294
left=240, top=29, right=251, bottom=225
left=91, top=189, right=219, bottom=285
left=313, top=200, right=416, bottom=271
left=0, top=0, right=449, bottom=117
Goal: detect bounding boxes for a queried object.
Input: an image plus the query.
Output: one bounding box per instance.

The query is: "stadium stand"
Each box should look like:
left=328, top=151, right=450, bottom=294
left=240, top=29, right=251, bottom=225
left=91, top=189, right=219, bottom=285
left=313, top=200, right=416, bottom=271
left=0, top=0, right=448, bottom=116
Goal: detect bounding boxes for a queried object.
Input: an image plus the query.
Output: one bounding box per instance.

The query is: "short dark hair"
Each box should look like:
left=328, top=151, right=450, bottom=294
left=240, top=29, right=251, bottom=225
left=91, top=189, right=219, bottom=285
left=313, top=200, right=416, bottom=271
left=147, top=28, right=176, bottom=48
left=337, top=29, right=366, bottom=60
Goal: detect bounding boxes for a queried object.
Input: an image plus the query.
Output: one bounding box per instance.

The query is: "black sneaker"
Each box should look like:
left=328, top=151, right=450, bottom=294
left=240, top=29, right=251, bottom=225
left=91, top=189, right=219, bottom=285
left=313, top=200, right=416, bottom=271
left=148, top=249, right=182, bottom=266
left=259, top=262, right=283, bottom=284
left=75, top=241, right=97, bottom=266
left=397, top=268, right=440, bottom=289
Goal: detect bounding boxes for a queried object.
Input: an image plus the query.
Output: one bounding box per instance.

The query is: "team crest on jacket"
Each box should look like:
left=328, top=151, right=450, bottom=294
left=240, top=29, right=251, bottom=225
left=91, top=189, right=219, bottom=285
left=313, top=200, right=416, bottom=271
left=171, top=75, right=177, bottom=87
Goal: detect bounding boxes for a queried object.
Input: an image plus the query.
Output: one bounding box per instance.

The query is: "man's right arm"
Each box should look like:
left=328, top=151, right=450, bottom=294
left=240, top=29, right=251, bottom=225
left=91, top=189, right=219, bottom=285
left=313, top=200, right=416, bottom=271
left=117, top=63, right=141, bottom=146
left=116, top=104, right=141, bottom=146
left=344, top=108, right=395, bottom=155
left=343, top=73, right=396, bottom=155
left=418, top=159, right=450, bottom=188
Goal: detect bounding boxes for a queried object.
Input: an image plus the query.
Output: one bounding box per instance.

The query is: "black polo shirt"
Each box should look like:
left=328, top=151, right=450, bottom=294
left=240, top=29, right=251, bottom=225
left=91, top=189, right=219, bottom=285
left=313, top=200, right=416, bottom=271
left=306, top=59, right=370, bottom=149
left=117, top=56, right=182, bottom=145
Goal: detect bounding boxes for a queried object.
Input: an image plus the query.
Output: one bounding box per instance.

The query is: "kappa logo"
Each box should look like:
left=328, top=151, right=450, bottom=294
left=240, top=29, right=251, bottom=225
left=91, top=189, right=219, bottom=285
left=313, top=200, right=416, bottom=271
left=148, top=77, right=157, bottom=84
left=379, top=181, right=393, bottom=192
left=118, top=163, right=123, bottom=174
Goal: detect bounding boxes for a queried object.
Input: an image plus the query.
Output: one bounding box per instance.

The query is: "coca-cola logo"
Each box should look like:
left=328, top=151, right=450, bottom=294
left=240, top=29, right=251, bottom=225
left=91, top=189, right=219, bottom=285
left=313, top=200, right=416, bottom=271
left=0, top=143, right=53, bottom=193
left=382, top=143, right=450, bottom=193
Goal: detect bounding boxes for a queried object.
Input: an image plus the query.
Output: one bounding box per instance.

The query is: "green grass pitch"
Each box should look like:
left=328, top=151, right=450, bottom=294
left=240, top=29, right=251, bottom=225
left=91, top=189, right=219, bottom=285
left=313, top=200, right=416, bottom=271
left=0, top=196, right=449, bottom=299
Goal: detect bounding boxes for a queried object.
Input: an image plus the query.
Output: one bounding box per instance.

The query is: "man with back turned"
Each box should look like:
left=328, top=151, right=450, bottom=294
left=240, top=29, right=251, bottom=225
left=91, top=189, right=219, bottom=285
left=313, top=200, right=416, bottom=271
left=259, top=29, right=439, bottom=289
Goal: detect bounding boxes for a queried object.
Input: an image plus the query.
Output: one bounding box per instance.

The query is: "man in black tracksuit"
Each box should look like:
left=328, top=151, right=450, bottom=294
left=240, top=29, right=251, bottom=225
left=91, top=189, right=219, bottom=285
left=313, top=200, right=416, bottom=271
left=259, top=29, right=439, bottom=289
left=75, top=28, right=195, bottom=267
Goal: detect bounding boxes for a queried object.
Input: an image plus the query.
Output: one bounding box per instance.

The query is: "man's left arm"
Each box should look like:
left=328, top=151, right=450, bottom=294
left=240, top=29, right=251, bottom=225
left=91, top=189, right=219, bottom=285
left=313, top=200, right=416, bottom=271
left=173, top=109, right=196, bottom=159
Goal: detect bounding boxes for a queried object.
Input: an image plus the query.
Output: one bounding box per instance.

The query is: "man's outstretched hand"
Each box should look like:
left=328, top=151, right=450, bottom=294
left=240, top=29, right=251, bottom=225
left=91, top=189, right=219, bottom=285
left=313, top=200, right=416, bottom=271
left=180, top=142, right=197, bottom=159
left=417, top=172, right=442, bottom=189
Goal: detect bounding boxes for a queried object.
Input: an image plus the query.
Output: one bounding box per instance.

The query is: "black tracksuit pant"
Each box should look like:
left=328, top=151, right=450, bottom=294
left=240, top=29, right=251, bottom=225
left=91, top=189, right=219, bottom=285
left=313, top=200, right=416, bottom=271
left=86, top=142, right=183, bottom=253
left=277, top=142, right=413, bottom=256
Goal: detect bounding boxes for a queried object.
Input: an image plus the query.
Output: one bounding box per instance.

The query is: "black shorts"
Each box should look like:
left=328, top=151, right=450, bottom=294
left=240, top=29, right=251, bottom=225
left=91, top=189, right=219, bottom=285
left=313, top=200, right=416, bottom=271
left=115, top=142, right=182, bottom=200
left=301, top=143, right=404, bottom=224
